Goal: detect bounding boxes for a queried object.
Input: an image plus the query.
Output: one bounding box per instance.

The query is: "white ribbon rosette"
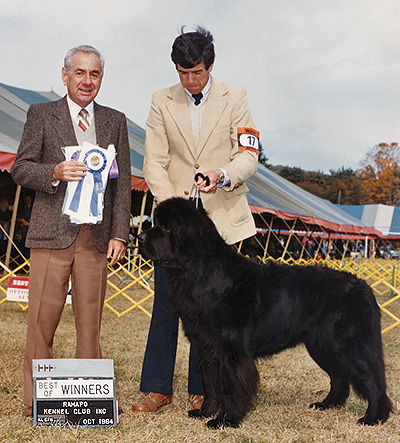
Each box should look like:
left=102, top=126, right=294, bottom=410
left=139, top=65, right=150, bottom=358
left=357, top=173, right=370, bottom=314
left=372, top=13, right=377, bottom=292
left=62, top=141, right=116, bottom=224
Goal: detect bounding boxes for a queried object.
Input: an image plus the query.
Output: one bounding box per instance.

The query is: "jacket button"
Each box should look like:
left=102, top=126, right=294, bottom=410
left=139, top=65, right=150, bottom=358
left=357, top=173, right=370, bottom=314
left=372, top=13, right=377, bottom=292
left=195, top=164, right=200, bottom=169
left=184, top=190, right=189, bottom=195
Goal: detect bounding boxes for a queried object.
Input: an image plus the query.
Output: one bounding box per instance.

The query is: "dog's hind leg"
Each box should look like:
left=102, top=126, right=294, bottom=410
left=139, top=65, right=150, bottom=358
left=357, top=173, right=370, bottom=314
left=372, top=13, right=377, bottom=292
left=310, top=373, right=350, bottom=410
left=306, top=345, right=350, bottom=410
left=308, top=341, right=392, bottom=425
left=351, top=369, right=393, bottom=425
left=206, top=355, right=260, bottom=429
left=362, top=392, right=392, bottom=425
left=357, top=390, right=392, bottom=425
left=337, top=331, right=392, bottom=424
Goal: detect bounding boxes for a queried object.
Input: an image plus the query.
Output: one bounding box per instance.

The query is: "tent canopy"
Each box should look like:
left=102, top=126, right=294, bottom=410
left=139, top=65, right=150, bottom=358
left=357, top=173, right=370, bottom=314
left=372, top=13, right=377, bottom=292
left=246, top=165, right=380, bottom=236
left=0, top=82, right=147, bottom=191
left=0, top=82, right=380, bottom=237
left=338, top=204, right=400, bottom=239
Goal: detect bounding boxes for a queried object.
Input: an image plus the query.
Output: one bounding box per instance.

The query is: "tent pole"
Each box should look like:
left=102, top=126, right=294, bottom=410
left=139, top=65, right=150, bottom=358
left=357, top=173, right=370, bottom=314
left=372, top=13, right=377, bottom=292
left=327, top=233, right=332, bottom=259
left=263, top=215, right=273, bottom=259
left=6, top=184, right=21, bottom=269
left=133, top=191, right=148, bottom=256
left=299, top=232, right=307, bottom=260
left=282, top=219, right=296, bottom=259
left=342, top=238, right=350, bottom=261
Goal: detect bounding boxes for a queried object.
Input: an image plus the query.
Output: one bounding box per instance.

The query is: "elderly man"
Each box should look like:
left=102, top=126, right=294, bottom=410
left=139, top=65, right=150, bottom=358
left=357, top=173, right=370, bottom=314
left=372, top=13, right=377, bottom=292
left=11, top=45, right=131, bottom=417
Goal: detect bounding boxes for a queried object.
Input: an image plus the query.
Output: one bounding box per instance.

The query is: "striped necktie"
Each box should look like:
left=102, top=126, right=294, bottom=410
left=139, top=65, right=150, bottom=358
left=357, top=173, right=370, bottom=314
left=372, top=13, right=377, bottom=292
left=78, top=108, right=90, bottom=132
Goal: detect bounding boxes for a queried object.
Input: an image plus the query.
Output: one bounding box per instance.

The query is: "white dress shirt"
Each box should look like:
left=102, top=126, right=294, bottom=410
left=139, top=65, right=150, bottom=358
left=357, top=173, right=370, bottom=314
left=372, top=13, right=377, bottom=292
left=184, top=78, right=230, bottom=187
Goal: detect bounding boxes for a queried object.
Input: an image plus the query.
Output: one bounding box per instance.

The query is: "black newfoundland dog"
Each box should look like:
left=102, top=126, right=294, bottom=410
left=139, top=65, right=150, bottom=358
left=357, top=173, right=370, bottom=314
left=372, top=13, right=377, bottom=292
left=138, top=197, right=392, bottom=429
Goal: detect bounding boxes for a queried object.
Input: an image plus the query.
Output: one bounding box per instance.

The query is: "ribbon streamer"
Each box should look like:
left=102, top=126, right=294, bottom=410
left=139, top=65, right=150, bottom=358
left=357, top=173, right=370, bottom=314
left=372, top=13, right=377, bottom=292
left=69, top=149, right=107, bottom=217
left=62, top=142, right=116, bottom=224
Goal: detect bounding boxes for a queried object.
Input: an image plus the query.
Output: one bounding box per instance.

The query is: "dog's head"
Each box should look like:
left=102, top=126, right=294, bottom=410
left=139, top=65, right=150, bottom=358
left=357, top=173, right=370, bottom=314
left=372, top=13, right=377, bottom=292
left=138, top=197, right=223, bottom=267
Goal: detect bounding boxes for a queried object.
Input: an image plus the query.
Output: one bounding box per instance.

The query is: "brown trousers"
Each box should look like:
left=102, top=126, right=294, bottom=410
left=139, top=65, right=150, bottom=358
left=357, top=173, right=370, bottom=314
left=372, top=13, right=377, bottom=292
left=23, top=225, right=107, bottom=407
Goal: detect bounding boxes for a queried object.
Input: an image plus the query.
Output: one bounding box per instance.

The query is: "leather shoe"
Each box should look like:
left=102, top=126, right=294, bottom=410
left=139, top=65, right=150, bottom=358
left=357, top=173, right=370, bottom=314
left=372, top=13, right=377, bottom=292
left=189, top=394, right=204, bottom=410
left=132, top=392, right=173, bottom=413
left=22, top=405, right=32, bottom=418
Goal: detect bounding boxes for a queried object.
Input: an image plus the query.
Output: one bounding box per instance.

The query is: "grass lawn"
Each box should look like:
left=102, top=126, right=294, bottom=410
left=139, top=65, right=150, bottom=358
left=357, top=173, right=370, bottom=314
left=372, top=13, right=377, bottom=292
left=0, top=287, right=399, bottom=442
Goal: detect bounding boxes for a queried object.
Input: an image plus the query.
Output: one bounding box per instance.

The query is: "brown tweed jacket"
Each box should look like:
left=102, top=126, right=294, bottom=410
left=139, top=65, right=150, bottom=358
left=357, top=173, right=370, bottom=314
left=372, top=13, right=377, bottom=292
left=10, top=96, right=131, bottom=253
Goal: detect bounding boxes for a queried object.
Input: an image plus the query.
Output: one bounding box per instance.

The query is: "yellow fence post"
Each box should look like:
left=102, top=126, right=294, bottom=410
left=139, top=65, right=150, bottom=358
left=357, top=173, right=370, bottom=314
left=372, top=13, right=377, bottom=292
left=390, top=266, right=396, bottom=298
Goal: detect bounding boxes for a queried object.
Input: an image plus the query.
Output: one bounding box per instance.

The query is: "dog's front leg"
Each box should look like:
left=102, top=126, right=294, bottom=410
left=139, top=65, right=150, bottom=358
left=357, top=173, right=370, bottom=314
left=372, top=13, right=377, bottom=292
left=188, top=353, right=221, bottom=419
left=206, top=354, right=260, bottom=429
left=189, top=395, right=219, bottom=419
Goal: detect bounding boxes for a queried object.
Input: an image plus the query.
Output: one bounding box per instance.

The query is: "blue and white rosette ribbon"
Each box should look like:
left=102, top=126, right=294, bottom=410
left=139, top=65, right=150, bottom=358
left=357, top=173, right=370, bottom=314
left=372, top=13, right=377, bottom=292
left=62, top=142, right=116, bottom=224
left=69, top=149, right=107, bottom=217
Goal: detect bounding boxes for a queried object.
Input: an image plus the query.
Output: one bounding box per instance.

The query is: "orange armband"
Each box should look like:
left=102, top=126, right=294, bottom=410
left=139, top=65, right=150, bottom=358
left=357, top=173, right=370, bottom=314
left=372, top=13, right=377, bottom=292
left=237, top=127, right=260, bottom=154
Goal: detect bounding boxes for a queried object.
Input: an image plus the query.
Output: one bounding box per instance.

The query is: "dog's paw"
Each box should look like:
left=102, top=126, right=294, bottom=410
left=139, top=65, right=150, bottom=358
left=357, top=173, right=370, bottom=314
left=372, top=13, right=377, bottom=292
left=309, top=401, right=328, bottom=411
left=206, top=417, right=239, bottom=429
left=198, top=402, right=218, bottom=418
left=206, top=418, right=224, bottom=429
left=188, top=408, right=205, bottom=419
left=357, top=415, right=380, bottom=426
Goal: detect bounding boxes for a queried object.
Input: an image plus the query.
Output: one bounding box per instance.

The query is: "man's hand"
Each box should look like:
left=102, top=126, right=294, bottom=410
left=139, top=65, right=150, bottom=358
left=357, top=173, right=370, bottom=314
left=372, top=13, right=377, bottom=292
left=195, top=170, right=220, bottom=193
left=107, top=239, right=126, bottom=266
left=53, top=161, right=88, bottom=182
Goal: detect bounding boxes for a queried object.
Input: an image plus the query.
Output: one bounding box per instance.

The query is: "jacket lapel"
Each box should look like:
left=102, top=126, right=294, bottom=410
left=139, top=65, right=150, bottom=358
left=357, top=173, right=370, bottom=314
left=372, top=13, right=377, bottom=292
left=53, top=97, right=78, bottom=160
left=196, top=78, right=228, bottom=159
left=166, top=84, right=196, bottom=157
left=93, top=102, right=112, bottom=148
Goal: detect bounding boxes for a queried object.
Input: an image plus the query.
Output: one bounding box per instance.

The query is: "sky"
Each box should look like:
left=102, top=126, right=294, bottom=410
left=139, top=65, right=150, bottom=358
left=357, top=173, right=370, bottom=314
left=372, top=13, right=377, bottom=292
left=2, top=0, right=400, bottom=173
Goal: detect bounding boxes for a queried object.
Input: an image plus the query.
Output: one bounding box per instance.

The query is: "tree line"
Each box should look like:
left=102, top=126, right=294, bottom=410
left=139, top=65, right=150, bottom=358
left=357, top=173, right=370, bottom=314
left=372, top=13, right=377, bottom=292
left=259, top=142, right=400, bottom=206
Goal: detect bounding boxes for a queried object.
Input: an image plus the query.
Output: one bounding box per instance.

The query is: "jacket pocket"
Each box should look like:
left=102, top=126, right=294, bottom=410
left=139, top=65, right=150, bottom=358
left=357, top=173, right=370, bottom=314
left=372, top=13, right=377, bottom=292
left=224, top=191, right=253, bottom=227
left=26, top=194, right=59, bottom=240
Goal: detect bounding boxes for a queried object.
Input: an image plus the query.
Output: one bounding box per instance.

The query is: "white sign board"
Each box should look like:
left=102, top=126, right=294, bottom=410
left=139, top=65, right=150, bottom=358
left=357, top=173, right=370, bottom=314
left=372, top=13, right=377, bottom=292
left=33, top=359, right=117, bottom=428
left=7, top=276, right=29, bottom=302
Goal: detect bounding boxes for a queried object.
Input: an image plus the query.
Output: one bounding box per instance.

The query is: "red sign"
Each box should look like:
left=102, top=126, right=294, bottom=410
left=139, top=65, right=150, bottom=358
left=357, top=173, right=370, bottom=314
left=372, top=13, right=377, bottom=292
left=7, top=276, right=29, bottom=302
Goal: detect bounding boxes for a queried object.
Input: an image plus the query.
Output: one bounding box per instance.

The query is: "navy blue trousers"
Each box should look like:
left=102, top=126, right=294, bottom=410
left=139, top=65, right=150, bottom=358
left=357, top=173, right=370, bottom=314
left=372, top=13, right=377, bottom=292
left=139, top=265, right=204, bottom=395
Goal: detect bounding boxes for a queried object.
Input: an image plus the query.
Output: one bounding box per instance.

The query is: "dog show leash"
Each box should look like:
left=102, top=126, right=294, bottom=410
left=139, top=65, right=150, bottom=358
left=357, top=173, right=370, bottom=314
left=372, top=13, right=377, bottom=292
left=189, top=173, right=210, bottom=210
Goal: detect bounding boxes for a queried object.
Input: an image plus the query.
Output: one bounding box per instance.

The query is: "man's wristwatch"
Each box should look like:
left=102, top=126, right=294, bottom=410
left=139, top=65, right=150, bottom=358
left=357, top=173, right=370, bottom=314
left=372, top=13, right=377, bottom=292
left=217, top=169, right=225, bottom=185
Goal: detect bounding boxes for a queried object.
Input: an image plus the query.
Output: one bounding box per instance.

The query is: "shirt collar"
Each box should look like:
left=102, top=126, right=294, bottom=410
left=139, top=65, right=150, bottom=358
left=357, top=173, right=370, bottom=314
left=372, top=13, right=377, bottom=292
left=184, top=76, right=212, bottom=105
left=66, top=95, right=94, bottom=121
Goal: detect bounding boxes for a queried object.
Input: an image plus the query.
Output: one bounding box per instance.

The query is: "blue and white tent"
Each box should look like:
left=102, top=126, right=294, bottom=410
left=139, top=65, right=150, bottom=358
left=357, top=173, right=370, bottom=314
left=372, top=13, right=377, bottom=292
left=246, top=165, right=377, bottom=234
left=0, top=82, right=381, bottom=237
left=338, top=204, right=400, bottom=238
left=0, top=82, right=146, bottom=190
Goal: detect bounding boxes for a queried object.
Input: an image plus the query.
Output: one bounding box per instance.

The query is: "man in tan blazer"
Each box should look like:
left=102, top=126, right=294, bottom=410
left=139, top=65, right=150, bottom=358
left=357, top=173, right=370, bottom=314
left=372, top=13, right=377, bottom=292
left=133, top=27, right=259, bottom=414
left=11, top=45, right=131, bottom=417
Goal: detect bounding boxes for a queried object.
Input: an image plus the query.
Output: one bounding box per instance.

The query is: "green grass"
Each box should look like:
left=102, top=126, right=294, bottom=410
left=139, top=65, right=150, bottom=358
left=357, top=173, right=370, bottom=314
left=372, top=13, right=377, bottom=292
left=0, top=290, right=399, bottom=443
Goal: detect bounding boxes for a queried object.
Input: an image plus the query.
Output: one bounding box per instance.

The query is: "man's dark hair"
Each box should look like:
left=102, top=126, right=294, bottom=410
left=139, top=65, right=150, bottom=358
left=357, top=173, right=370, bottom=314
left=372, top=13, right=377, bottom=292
left=171, top=26, right=215, bottom=69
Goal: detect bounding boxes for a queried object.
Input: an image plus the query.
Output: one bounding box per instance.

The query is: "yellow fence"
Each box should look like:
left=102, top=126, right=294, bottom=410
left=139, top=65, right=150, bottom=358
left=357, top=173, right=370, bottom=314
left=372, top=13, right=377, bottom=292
left=0, top=249, right=155, bottom=318
left=104, top=252, right=154, bottom=318
left=0, top=251, right=399, bottom=335
left=262, top=256, right=400, bottom=335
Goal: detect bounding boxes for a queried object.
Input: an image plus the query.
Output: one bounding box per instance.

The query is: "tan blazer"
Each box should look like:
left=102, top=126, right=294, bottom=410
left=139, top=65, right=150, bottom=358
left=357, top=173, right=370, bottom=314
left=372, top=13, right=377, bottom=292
left=143, top=77, right=258, bottom=244
left=10, top=96, right=131, bottom=252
